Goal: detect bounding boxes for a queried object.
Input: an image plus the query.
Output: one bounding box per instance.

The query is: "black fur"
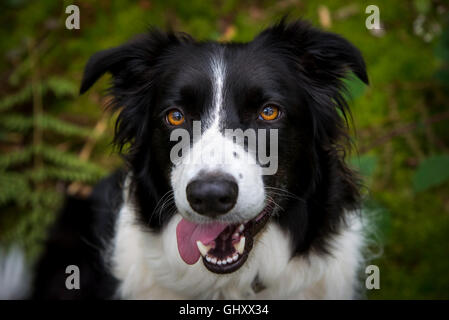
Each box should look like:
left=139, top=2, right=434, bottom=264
left=32, top=171, right=124, bottom=299
left=33, top=19, right=367, bottom=299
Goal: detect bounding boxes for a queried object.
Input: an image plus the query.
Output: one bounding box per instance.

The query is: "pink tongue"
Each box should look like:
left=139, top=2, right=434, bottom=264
left=176, top=218, right=228, bottom=265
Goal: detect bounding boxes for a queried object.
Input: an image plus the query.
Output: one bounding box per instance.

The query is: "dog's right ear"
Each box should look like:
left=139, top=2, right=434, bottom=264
left=80, top=30, right=193, bottom=94
left=80, top=46, right=127, bottom=94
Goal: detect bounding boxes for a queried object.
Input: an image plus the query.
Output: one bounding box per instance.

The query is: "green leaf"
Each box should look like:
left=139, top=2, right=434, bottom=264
left=414, top=0, right=431, bottom=14
left=0, top=146, right=34, bottom=169
left=46, top=77, right=78, bottom=97
left=38, top=114, right=92, bottom=137
left=0, top=84, right=33, bottom=112
left=27, top=166, right=106, bottom=183
left=343, top=73, right=367, bottom=101
left=38, top=144, right=107, bottom=175
left=0, top=113, right=33, bottom=131
left=0, top=113, right=92, bottom=137
left=413, top=155, right=449, bottom=192
left=0, top=172, right=31, bottom=205
left=350, top=154, right=378, bottom=178
left=0, top=77, right=76, bottom=113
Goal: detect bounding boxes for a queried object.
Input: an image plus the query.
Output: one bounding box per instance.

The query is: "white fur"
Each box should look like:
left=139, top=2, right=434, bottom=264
left=0, top=246, right=30, bottom=299
left=209, top=50, right=225, bottom=129
left=170, top=52, right=266, bottom=224
left=111, top=185, right=365, bottom=299
left=112, top=52, right=365, bottom=300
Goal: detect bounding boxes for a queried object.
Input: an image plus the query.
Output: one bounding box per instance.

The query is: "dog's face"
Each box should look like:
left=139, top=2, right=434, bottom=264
left=81, top=20, right=367, bottom=274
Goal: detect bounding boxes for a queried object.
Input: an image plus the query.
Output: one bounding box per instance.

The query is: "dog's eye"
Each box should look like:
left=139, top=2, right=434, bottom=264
left=166, top=109, right=185, bottom=126
left=259, top=105, right=280, bottom=121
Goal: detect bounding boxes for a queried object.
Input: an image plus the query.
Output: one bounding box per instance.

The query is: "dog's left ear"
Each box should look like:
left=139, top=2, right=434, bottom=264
left=256, top=19, right=368, bottom=149
left=256, top=19, right=369, bottom=86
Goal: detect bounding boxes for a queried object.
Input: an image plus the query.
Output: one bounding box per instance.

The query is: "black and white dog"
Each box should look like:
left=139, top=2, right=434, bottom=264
left=32, top=19, right=369, bottom=299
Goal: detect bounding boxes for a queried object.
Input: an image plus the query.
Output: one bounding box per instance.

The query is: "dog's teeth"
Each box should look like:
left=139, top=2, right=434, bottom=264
left=232, top=254, right=238, bottom=261
left=227, top=257, right=233, bottom=264
left=211, top=257, right=217, bottom=264
left=206, top=255, right=211, bottom=262
left=217, top=260, right=222, bottom=265
left=196, top=241, right=211, bottom=257
left=238, top=224, right=244, bottom=232
left=222, top=259, right=227, bottom=265
left=234, top=236, right=245, bottom=255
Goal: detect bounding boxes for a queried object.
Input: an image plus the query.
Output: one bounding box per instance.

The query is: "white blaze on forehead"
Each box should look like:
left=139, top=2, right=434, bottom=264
left=170, top=48, right=266, bottom=224
left=208, top=50, right=226, bottom=131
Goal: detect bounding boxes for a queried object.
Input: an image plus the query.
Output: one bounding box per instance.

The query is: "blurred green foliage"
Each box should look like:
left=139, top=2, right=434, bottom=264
left=0, top=0, right=448, bottom=299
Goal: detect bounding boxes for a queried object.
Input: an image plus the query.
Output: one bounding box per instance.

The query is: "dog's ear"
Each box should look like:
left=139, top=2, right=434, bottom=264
left=256, top=19, right=368, bottom=146
left=80, top=30, right=193, bottom=94
left=256, top=19, right=368, bottom=86
left=80, top=46, right=126, bottom=94
left=79, top=30, right=193, bottom=153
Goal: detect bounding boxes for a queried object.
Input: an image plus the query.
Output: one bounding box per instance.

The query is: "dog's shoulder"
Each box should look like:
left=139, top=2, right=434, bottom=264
left=32, top=170, right=125, bottom=299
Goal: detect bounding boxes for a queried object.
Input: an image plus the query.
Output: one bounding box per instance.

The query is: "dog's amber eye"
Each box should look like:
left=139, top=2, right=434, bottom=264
left=166, top=109, right=185, bottom=126
left=259, top=105, right=280, bottom=121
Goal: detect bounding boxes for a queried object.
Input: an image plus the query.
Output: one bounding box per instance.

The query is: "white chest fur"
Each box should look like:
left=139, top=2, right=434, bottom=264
left=111, top=198, right=365, bottom=300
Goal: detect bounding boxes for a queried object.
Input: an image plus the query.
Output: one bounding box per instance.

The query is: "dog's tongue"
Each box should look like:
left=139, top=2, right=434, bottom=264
left=176, top=218, right=228, bottom=265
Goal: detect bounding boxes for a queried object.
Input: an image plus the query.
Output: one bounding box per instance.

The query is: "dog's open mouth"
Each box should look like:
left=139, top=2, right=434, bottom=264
left=176, top=206, right=272, bottom=274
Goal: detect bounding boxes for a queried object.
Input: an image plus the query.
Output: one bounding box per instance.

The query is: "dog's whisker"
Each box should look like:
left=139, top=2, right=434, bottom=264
left=264, top=186, right=301, bottom=198
left=157, top=196, right=176, bottom=225
left=265, top=195, right=284, bottom=212
left=265, top=187, right=306, bottom=203
left=149, top=190, right=174, bottom=225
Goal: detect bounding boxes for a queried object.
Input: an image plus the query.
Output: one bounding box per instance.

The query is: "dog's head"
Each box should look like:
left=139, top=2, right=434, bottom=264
left=81, top=19, right=367, bottom=274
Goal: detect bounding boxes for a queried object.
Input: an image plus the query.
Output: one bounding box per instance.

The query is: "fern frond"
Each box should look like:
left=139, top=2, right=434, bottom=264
left=26, top=188, right=62, bottom=209
left=0, top=77, right=77, bottom=113
left=0, top=172, right=31, bottom=206
left=27, top=166, right=106, bottom=183
left=0, top=146, right=34, bottom=169
left=38, top=114, right=92, bottom=137
left=0, top=84, right=33, bottom=112
left=0, top=113, right=93, bottom=138
left=46, top=77, right=78, bottom=97
left=0, top=113, right=33, bottom=132
left=38, top=144, right=107, bottom=175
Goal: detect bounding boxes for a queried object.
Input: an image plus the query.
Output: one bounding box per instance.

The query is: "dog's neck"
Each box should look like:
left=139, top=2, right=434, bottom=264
left=109, top=177, right=364, bottom=299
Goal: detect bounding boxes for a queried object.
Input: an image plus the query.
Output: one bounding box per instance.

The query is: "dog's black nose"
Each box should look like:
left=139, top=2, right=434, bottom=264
left=186, top=174, right=238, bottom=217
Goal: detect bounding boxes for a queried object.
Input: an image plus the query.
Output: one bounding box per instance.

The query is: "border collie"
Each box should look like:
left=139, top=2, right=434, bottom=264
left=31, top=19, right=369, bottom=299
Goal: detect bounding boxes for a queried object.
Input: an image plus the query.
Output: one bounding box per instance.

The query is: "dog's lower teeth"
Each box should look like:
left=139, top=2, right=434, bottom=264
left=201, top=228, right=246, bottom=268
left=205, top=253, right=239, bottom=266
